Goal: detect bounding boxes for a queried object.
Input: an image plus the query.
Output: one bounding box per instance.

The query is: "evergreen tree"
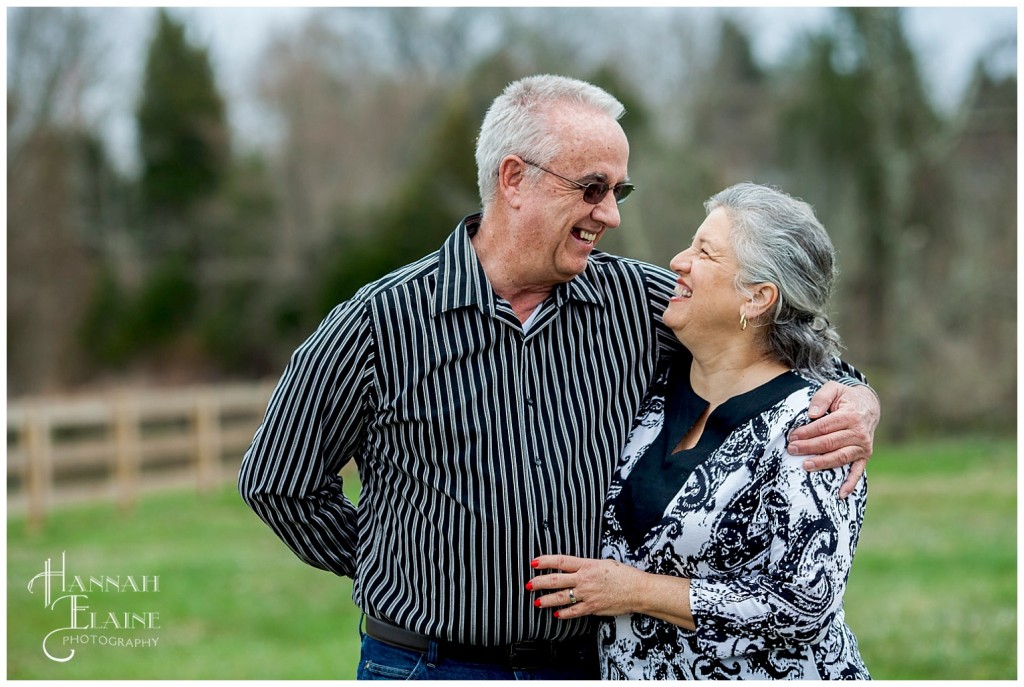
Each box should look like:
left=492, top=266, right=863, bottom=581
left=117, top=9, right=233, bottom=366
left=137, top=9, right=229, bottom=222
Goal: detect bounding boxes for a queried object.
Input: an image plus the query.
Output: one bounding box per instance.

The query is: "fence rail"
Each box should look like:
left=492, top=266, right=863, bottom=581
left=7, top=381, right=277, bottom=529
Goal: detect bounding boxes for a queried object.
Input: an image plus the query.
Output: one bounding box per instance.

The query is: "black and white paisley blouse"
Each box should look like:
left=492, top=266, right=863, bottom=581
left=599, top=357, right=870, bottom=680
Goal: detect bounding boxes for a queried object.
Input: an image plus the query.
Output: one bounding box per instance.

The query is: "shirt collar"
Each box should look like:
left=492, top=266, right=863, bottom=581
left=561, top=261, right=605, bottom=308
left=434, top=213, right=495, bottom=317
left=433, top=212, right=606, bottom=317
left=669, top=363, right=809, bottom=441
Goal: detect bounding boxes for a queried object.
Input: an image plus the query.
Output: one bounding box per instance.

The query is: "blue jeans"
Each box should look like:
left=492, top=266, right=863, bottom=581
left=356, top=635, right=599, bottom=680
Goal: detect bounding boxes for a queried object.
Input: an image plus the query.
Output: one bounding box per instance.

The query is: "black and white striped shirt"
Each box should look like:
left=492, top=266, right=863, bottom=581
left=238, top=213, right=681, bottom=646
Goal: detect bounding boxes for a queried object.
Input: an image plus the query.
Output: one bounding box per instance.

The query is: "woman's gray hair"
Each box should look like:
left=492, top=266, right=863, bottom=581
left=707, top=182, right=842, bottom=378
left=475, top=74, right=625, bottom=209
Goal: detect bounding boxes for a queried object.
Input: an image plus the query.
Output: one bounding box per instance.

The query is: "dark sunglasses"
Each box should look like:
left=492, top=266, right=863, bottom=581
left=521, top=159, right=635, bottom=205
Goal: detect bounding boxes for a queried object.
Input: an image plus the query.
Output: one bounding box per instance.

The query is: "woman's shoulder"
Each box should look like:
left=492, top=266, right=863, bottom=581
left=640, top=352, right=685, bottom=405
left=732, top=370, right=817, bottom=428
left=777, top=370, right=823, bottom=424
left=742, top=373, right=812, bottom=452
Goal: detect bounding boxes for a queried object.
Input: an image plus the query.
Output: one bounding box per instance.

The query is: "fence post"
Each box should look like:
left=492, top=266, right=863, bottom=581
left=195, top=392, right=220, bottom=493
left=114, top=395, right=140, bottom=511
left=25, top=405, right=53, bottom=531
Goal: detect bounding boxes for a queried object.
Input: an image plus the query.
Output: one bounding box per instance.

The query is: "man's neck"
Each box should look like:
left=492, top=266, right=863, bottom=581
left=472, top=215, right=555, bottom=324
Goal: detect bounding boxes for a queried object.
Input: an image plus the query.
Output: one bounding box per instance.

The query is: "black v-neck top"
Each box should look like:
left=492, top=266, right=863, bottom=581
left=615, top=359, right=810, bottom=550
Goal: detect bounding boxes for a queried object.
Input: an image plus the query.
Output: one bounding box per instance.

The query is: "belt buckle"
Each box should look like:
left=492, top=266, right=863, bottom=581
left=507, top=641, right=553, bottom=670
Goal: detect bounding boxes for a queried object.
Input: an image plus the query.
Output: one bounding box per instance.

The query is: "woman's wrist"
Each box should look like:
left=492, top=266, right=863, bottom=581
left=631, top=570, right=696, bottom=630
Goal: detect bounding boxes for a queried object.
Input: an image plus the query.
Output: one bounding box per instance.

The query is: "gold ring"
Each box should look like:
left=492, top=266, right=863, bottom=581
left=568, top=589, right=578, bottom=605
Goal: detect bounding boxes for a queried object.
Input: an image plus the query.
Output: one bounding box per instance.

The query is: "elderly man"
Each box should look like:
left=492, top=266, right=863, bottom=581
left=239, top=74, right=879, bottom=680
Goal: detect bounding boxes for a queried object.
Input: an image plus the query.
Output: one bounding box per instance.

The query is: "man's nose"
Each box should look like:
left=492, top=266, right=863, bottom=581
left=591, top=192, right=621, bottom=229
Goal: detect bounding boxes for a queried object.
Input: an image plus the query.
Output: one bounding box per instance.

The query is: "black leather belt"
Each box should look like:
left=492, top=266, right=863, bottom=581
left=364, top=616, right=588, bottom=670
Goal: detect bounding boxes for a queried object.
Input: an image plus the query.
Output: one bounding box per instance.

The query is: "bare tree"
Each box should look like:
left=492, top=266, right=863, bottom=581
left=7, top=8, right=108, bottom=169
left=7, top=8, right=112, bottom=393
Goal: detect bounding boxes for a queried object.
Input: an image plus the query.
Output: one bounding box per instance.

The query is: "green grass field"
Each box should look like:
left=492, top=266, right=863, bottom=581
left=7, top=436, right=1016, bottom=679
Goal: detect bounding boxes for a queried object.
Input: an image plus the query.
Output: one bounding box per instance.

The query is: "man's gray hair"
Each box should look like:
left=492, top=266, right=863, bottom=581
left=475, top=74, right=625, bottom=209
left=706, top=182, right=842, bottom=378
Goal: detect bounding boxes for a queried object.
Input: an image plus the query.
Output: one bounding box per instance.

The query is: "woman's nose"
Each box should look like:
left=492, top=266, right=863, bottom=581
left=670, top=250, right=691, bottom=273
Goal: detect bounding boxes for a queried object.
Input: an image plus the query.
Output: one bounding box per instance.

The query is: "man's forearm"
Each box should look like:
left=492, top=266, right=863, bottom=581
left=239, top=468, right=358, bottom=577
left=830, top=357, right=869, bottom=387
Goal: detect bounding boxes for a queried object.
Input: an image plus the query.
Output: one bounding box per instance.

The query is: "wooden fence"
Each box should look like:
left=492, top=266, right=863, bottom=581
left=7, top=381, right=277, bottom=529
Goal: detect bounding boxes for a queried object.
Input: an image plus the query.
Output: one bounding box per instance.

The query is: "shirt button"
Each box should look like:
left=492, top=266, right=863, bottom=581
left=525, top=395, right=535, bottom=407
left=533, top=457, right=542, bottom=467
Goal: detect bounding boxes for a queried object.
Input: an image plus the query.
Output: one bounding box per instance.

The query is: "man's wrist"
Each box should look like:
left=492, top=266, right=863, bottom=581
left=837, top=376, right=879, bottom=401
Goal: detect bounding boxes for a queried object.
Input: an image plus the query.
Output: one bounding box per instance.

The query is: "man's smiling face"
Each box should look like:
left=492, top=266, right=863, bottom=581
left=510, top=104, right=630, bottom=289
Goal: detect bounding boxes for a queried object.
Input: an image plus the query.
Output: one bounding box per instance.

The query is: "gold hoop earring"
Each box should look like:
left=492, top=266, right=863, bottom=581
left=740, top=312, right=748, bottom=331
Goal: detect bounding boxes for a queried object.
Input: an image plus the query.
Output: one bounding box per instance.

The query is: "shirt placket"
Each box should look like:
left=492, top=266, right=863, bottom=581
left=519, top=336, right=552, bottom=543
left=499, top=301, right=571, bottom=637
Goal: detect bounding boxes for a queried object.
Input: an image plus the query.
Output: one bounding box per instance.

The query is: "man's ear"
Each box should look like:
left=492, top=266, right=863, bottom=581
left=747, top=282, right=779, bottom=321
left=497, top=156, right=528, bottom=209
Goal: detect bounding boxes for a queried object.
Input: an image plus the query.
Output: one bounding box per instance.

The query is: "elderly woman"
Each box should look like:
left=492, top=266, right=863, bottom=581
left=529, top=183, right=870, bottom=679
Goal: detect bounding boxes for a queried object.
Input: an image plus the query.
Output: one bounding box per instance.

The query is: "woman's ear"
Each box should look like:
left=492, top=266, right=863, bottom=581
left=747, top=282, right=779, bottom=320
left=497, top=156, right=528, bottom=209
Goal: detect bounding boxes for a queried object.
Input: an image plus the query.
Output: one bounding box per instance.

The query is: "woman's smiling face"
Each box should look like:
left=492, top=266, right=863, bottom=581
left=663, top=207, right=745, bottom=343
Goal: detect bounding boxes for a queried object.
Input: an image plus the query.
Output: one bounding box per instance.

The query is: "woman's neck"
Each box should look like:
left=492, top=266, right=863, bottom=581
left=688, top=342, right=788, bottom=406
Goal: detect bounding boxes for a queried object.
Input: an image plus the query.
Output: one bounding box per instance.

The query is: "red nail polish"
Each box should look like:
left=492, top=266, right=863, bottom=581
left=525, top=581, right=533, bottom=591
left=534, top=599, right=541, bottom=608
left=553, top=611, right=560, bottom=619
left=531, top=559, right=539, bottom=568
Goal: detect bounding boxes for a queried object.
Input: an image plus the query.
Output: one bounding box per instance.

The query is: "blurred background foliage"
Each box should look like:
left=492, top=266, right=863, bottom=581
left=6, top=7, right=1017, bottom=440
